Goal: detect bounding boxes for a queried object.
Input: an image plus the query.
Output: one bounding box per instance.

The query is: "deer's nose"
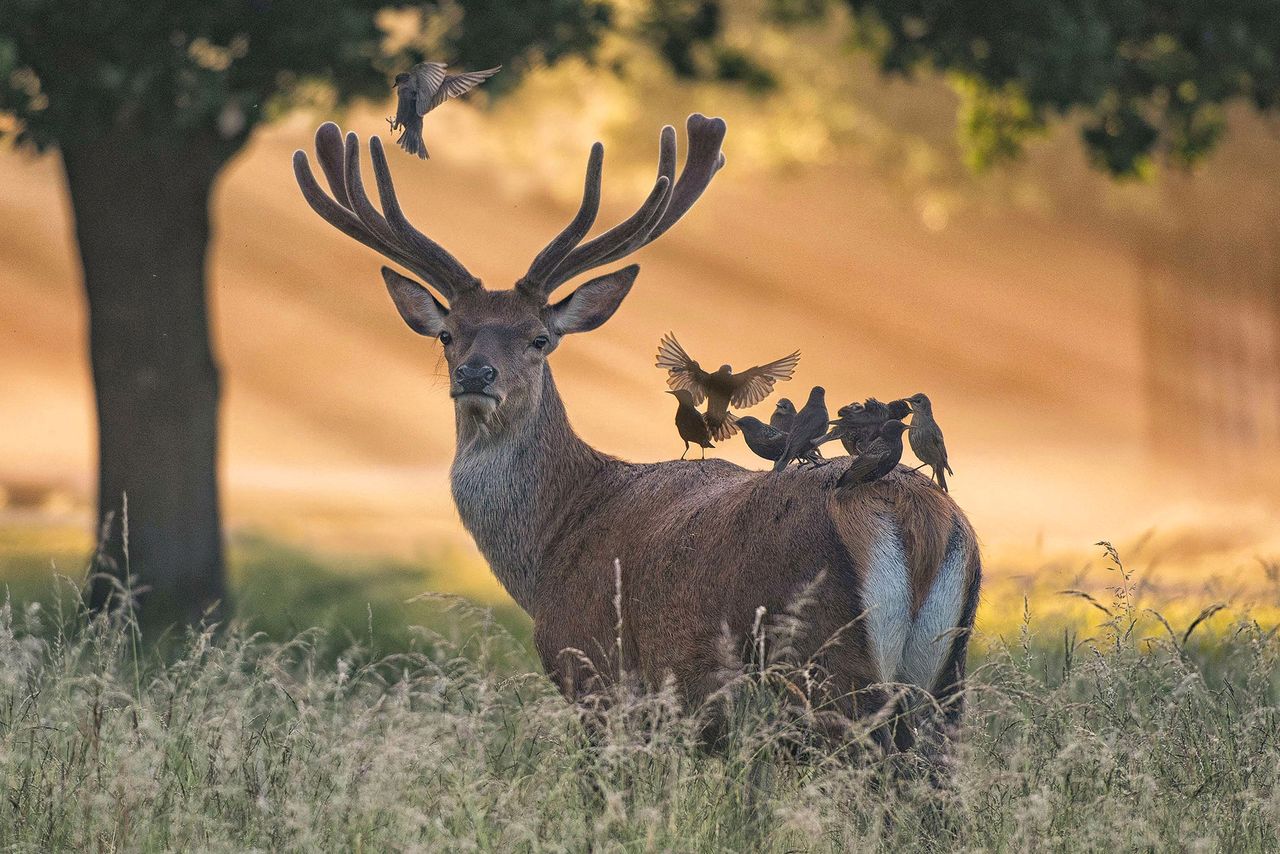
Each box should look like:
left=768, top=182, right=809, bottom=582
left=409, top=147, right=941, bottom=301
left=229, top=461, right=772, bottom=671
left=455, top=362, right=497, bottom=392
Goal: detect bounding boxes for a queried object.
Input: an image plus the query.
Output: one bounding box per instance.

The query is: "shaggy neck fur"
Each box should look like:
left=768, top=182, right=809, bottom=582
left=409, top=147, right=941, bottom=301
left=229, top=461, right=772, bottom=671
left=449, top=364, right=608, bottom=611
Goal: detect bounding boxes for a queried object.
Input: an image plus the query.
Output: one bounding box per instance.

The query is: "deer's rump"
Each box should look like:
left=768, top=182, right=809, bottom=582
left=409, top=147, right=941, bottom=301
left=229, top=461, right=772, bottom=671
left=531, top=458, right=980, bottom=715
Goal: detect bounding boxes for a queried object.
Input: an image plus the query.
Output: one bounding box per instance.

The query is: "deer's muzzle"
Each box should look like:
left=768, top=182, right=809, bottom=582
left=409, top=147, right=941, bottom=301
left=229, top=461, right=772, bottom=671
left=452, top=362, right=499, bottom=398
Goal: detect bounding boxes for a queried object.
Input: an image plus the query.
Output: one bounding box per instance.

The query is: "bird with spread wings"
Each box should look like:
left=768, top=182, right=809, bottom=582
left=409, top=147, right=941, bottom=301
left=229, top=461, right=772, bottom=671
left=655, top=333, right=801, bottom=441
left=388, top=62, right=501, bottom=159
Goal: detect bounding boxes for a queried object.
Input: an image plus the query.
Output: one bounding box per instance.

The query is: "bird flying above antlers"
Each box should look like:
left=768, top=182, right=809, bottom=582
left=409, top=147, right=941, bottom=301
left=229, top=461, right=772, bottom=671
left=388, top=61, right=501, bottom=159
left=655, top=333, right=800, bottom=441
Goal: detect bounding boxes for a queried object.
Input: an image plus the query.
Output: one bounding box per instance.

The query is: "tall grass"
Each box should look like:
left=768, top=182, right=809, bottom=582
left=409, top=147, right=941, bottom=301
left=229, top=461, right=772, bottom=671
left=1, top=552, right=1278, bottom=852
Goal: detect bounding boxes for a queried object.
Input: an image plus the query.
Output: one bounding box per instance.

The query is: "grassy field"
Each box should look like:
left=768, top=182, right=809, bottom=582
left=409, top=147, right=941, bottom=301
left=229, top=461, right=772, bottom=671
left=1, top=542, right=1279, bottom=852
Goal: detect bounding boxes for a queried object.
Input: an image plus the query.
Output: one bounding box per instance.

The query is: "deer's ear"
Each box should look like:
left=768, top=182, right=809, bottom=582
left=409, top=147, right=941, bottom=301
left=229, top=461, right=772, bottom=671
left=382, top=267, right=448, bottom=336
left=547, top=265, right=639, bottom=335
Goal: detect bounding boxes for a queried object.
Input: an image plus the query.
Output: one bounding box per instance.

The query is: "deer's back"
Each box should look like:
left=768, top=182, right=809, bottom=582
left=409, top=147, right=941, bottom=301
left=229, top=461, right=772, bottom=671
left=531, top=456, right=977, bottom=706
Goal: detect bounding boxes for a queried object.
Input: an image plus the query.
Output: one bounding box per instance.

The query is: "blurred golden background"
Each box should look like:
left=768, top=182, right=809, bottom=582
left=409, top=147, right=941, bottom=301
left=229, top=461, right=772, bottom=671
left=3, top=7, right=1279, bottom=623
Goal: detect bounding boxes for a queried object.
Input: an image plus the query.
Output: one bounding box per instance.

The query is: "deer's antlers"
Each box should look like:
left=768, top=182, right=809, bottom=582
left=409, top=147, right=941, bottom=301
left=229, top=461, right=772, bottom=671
left=517, top=113, right=727, bottom=301
left=294, top=115, right=726, bottom=303
left=293, top=122, right=480, bottom=301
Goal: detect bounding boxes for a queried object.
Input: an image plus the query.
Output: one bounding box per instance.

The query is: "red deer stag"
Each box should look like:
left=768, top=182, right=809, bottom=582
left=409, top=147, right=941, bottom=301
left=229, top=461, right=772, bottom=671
left=293, top=116, right=981, bottom=751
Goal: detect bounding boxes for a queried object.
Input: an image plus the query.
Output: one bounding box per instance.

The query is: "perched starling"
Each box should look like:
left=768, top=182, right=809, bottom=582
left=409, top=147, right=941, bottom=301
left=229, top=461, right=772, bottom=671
left=735, top=416, right=786, bottom=463
left=905, top=392, right=952, bottom=492
left=656, top=333, right=800, bottom=441
left=737, top=416, right=825, bottom=466
left=836, top=420, right=910, bottom=489
left=815, top=402, right=864, bottom=456
left=821, top=397, right=912, bottom=455
left=668, top=389, right=714, bottom=460
left=770, top=398, right=796, bottom=432
left=388, top=62, right=501, bottom=159
left=772, top=386, right=828, bottom=471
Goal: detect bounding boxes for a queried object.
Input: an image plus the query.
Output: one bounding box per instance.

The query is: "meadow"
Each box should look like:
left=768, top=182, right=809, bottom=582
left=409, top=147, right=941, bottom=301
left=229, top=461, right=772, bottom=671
left=2, top=539, right=1279, bottom=852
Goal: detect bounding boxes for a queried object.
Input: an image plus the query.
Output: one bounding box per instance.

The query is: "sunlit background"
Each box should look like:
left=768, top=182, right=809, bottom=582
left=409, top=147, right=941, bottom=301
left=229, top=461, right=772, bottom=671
left=3, top=4, right=1279, bottom=629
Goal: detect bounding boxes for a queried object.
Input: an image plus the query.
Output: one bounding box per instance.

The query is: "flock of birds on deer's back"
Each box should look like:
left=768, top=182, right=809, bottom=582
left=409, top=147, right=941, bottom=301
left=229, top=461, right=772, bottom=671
left=656, top=333, right=953, bottom=492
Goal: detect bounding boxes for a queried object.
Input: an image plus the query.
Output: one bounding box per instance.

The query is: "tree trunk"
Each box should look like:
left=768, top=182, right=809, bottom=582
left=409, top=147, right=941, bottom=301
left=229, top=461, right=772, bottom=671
left=62, top=127, right=238, bottom=626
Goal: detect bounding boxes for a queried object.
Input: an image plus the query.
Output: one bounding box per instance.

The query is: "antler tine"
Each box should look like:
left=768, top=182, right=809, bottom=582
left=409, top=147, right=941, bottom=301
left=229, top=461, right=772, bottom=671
left=368, top=135, right=479, bottom=298
left=294, top=149, right=422, bottom=277
left=644, top=113, right=727, bottom=243
left=314, top=123, right=353, bottom=210
left=545, top=175, right=671, bottom=287
left=341, top=132, right=437, bottom=283
left=657, top=123, right=678, bottom=186
left=295, top=123, right=478, bottom=301
left=543, top=126, right=679, bottom=287
left=519, top=143, right=604, bottom=296
left=517, top=115, right=725, bottom=301
left=342, top=134, right=407, bottom=247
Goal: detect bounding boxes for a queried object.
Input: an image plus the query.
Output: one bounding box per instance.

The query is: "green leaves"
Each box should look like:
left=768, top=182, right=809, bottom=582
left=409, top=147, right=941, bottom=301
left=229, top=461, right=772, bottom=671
left=839, top=0, right=1280, bottom=176
left=952, top=75, right=1044, bottom=172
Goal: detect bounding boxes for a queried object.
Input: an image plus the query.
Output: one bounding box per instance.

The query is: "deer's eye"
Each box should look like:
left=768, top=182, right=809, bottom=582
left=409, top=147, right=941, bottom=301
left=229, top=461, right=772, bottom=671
left=531, top=335, right=549, bottom=351
left=438, top=331, right=453, bottom=345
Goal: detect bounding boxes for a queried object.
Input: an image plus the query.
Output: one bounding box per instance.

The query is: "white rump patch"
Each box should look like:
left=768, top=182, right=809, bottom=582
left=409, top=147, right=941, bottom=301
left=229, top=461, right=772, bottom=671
left=895, top=534, right=967, bottom=690
left=862, top=518, right=911, bottom=683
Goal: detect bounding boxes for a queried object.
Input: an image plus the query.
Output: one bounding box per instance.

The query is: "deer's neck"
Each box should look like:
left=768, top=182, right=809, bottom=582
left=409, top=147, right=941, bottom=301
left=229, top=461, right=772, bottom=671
left=449, top=365, right=607, bottom=611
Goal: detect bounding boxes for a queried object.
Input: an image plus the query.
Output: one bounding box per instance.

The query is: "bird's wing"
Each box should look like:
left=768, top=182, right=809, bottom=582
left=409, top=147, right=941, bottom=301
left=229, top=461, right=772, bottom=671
left=655, top=333, right=709, bottom=405
left=409, top=63, right=449, bottom=115
left=935, top=429, right=952, bottom=472
left=758, top=422, right=786, bottom=442
left=837, top=446, right=883, bottom=487
left=843, top=408, right=886, bottom=429
left=812, top=426, right=843, bottom=447
left=911, top=423, right=947, bottom=465
left=932, top=430, right=949, bottom=469
left=861, top=398, right=891, bottom=419
left=777, top=422, right=816, bottom=467
left=728, top=351, right=800, bottom=408
left=424, top=66, right=502, bottom=113
left=675, top=403, right=712, bottom=443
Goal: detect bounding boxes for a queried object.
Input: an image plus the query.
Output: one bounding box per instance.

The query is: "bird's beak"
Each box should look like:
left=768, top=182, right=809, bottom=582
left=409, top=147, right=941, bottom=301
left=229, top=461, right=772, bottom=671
left=665, top=390, right=676, bottom=396
left=829, top=419, right=841, bottom=425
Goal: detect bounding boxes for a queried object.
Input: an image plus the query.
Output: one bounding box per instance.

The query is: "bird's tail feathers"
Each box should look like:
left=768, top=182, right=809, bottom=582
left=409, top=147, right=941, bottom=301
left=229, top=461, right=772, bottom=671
left=707, top=412, right=739, bottom=441
left=936, top=467, right=948, bottom=492
left=396, top=126, right=429, bottom=159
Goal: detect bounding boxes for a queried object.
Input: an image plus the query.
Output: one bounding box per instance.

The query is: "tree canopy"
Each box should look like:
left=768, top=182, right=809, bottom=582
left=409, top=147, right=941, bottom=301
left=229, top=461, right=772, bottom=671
left=832, top=0, right=1280, bottom=175
left=8, top=0, right=1275, bottom=175
left=0, top=0, right=611, bottom=151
